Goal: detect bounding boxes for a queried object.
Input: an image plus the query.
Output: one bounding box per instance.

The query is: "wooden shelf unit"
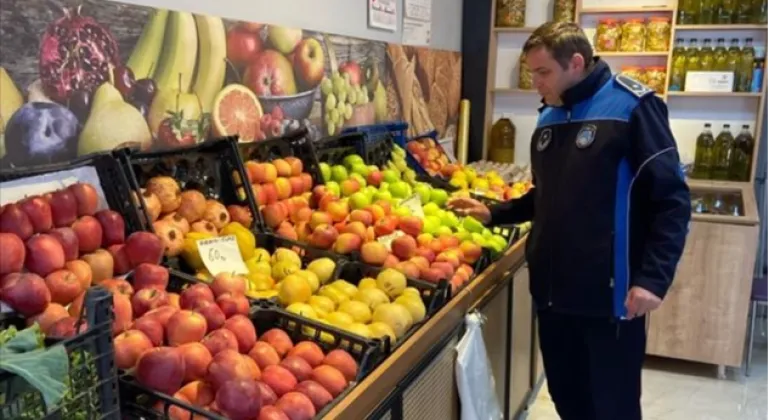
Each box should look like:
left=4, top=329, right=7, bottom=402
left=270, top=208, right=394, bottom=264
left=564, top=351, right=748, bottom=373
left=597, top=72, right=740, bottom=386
left=675, top=24, right=768, bottom=30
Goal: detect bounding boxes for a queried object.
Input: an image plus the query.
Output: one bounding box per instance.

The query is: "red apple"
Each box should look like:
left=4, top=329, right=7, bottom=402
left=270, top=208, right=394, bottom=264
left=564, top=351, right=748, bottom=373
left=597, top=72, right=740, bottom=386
left=0, top=203, right=34, bottom=239
left=99, top=278, right=134, bottom=296
left=95, top=209, right=125, bottom=247
left=131, top=316, right=164, bottom=346
left=114, top=329, right=154, bottom=370
left=217, top=293, right=250, bottom=318
left=124, top=231, right=164, bottom=267
left=136, top=347, right=185, bottom=395
left=211, top=273, right=247, bottom=297
left=47, top=189, right=78, bottom=227
left=215, top=379, right=265, bottom=420
left=243, top=49, right=298, bottom=96
left=0, top=233, right=25, bottom=274
left=295, top=380, right=333, bottom=411
left=338, top=61, right=363, bottom=86
left=45, top=269, right=83, bottom=306
left=202, top=328, right=240, bottom=356
left=227, top=25, right=264, bottom=67
left=27, top=302, right=69, bottom=334
left=180, top=283, right=216, bottom=309
left=131, top=288, right=170, bottom=318
left=132, top=263, right=169, bottom=291
left=293, top=38, right=325, bottom=89
left=72, top=215, right=103, bottom=253
left=166, top=310, right=207, bottom=346
left=275, top=392, right=316, bottom=420
left=19, top=196, right=53, bottom=233
left=107, top=244, right=131, bottom=275
left=194, top=299, right=227, bottom=332
left=49, top=227, right=79, bottom=262
left=47, top=316, right=88, bottom=338
left=67, top=183, right=99, bottom=216
left=25, top=234, right=65, bottom=276
left=82, top=249, right=114, bottom=284
left=0, top=272, right=51, bottom=316
left=208, top=349, right=259, bottom=390
left=259, top=406, right=289, bottom=420
left=223, top=314, right=257, bottom=354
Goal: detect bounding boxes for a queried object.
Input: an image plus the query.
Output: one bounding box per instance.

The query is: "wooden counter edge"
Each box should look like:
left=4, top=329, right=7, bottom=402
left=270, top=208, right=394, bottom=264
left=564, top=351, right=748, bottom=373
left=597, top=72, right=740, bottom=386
left=323, top=238, right=528, bottom=419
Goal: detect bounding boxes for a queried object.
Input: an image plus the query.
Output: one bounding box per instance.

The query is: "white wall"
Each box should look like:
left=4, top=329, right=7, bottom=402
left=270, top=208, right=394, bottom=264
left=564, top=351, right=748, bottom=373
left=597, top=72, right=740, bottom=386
left=113, top=0, right=463, bottom=51
left=492, top=0, right=767, bottom=166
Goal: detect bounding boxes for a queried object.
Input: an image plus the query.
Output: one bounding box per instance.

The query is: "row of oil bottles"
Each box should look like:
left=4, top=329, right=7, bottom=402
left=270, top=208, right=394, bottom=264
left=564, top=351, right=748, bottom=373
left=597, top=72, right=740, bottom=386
left=669, top=38, right=765, bottom=92
left=677, top=0, right=767, bottom=25
left=691, top=123, right=755, bottom=181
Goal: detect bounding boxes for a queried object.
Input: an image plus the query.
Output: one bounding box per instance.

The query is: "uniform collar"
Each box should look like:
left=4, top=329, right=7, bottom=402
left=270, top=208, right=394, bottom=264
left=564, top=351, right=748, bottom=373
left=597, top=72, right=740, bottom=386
left=541, top=58, right=612, bottom=109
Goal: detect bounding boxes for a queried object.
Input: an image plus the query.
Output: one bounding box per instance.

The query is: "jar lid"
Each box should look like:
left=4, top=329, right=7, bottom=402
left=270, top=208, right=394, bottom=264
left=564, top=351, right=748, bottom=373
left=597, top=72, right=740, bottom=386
left=599, top=18, right=618, bottom=24
left=621, top=65, right=643, bottom=71
left=647, top=66, right=667, bottom=71
left=625, top=18, right=644, bottom=23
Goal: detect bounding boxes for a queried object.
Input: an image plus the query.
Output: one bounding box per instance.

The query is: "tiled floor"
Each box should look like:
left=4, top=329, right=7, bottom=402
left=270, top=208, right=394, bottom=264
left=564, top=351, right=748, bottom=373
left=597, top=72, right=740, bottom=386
left=526, top=344, right=768, bottom=420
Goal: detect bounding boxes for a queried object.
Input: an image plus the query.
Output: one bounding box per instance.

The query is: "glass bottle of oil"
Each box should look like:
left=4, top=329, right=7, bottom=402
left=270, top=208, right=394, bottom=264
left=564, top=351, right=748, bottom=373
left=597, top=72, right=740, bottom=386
left=728, top=125, right=754, bottom=181
left=700, top=38, right=715, bottom=70
left=699, top=0, right=717, bottom=23
left=692, top=123, right=716, bottom=179
left=726, top=38, right=742, bottom=91
left=738, top=38, right=755, bottom=92
left=737, top=0, right=754, bottom=22
left=714, top=38, right=729, bottom=70
left=686, top=39, right=702, bottom=75
left=669, top=38, right=687, bottom=91
left=490, top=117, right=516, bottom=163
left=678, top=0, right=700, bottom=23
left=717, top=0, right=736, bottom=23
left=712, top=124, right=735, bottom=180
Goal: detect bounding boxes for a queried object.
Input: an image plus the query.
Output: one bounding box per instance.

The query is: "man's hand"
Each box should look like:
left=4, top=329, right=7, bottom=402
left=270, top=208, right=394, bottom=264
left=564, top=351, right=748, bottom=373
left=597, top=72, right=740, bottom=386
left=446, top=197, right=491, bottom=224
left=624, top=286, right=662, bottom=319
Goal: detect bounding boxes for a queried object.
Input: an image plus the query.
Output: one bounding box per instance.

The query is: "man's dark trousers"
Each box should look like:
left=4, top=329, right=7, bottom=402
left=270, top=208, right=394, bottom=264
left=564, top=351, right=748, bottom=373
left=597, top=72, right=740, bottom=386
left=537, top=309, right=646, bottom=420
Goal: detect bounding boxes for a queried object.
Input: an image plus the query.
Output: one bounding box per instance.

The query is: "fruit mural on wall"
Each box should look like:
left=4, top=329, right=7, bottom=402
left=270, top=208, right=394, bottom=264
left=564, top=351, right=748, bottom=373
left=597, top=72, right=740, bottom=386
left=0, top=0, right=462, bottom=169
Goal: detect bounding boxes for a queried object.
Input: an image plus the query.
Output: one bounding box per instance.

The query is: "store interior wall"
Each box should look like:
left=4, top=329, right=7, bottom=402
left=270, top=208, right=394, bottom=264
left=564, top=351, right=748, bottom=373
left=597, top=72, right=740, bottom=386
left=492, top=0, right=766, bottom=166
left=113, top=0, right=463, bottom=52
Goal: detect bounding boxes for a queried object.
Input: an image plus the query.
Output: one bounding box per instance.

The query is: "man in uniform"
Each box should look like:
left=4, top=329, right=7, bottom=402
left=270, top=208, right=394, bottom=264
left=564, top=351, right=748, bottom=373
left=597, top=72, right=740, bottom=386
left=448, top=22, right=691, bottom=420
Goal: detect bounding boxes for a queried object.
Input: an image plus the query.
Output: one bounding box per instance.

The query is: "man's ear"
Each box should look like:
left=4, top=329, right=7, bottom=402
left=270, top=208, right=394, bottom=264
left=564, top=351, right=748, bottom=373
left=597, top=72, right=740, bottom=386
left=570, top=53, right=586, bottom=73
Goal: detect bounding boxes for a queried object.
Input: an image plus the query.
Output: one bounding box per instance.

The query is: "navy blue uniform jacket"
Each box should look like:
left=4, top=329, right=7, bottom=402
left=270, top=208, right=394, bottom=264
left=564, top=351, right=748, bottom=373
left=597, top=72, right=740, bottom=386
left=490, top=59, right=691, bottom=318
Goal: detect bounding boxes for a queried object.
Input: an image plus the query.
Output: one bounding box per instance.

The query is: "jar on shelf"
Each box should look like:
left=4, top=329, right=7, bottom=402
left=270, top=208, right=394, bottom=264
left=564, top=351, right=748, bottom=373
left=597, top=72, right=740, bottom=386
left=645, top=66, right=667, bottom=93
left=490, top=117, right=516, bottom=164
left=518, top=54, right=533, bottom=90
left=620, top=19, right=646, bottom=52
left=596, top=19, right=621, bottom=52
left=620, top=66, right=646, bottom=83
left=645, top=17, right=671, bottom=52
left=496, top=0, right=526, bottom=27
left=553, top=0, right=576, bottom=23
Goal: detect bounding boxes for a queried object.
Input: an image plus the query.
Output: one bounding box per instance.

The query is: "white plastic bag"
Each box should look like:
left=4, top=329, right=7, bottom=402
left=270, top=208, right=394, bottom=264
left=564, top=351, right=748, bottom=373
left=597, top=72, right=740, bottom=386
left=455, top=312, right=503, bottom=420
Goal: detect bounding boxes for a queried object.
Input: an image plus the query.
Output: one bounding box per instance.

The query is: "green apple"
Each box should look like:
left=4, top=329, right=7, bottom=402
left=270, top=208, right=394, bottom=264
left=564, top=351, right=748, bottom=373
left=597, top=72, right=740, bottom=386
left=482, top=228, right=493, bottom=238
left=430, top=189, right=449, bottom=207
left=349, top=191, right=371, bottom=210
left=455, top=230, right=472, bottom=241
left=390, top=181, right=411, bottom=199
left=343, top=154, right=365, bottom=169
left=394, top=159, right=408, bottom=172
left=364, top=186, right=378, bottom=200
left=491, top=234, right=508, bottom=250
left=435, top=226, right=453, bottom=237
left=391, top=198, right=402, bottom=207
left=471, top=232, right=488, bottom=247
left=462, top=216, right=485, bottom=234
left=423, top=216, right=441, bottom=235
left=382, top=170, right=399, bottom=184
left=374, top=190, right=393, bottom=203
left=379, top=181, right=390, bottom=191
left=325, top=181, right=341, bottom=197
left=403, top=168, right=417, bottom=184
left=320, top=162, right=332, bottom=182
left=331, top=165, right=349, bottom=182
left=414, top=183, right=431, bottom=203
left=351, top=163, right=370, bottom=177
left=350, top=173, right=367, bottom=188
left=393, top=206, right=411, bottom=218
left=440, top=211, right=460, bottom=228
left=368, top=165, right=379, bottom=173
left=422, top=202, right=440, bottom=216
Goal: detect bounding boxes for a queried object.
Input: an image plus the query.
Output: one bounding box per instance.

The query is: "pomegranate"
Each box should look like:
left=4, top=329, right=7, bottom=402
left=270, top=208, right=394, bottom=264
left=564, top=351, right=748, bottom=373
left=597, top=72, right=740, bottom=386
left=38, top=5, right=120, bottom=103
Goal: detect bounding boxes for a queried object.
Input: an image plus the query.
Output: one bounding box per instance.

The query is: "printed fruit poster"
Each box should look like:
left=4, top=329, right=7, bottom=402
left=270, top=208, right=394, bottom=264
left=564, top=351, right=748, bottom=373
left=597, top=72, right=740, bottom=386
left=0, top=0, right=462, bottom=169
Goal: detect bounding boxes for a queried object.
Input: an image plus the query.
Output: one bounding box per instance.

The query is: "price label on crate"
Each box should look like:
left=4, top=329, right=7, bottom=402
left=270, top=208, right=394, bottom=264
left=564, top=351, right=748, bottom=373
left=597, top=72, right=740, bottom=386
left=400, top=194, right=424, bottom=218
left=196, top=235, right=248, bottom=276
left=377, top=230, right=406, bottom=251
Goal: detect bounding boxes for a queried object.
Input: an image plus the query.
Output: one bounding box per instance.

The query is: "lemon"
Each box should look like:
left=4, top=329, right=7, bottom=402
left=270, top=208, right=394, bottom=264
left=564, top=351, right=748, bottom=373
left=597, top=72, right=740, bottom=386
left=295, top=270, right=320, bottom=293
left=367, top=322, right=397, bottom=343
left=338, top=300, right=372, bottom=323
left=330, top=280, right=358, bottom=297
left=352, top=288, right=390, bottom=311
left=348, top=322, right=371, bottom=338
left=318, top=286, right=350, bottom=306
left=373, top=303, right=413, bottom=338
left=358, top=277, right=378, bottom=290
left=394, top=295, right=426, bottom=323
left=271, top=247, right=302, bottom=266
left=278, top=274, right=312, bottom=305
left=325, top=311, right=354, bottom=329
left=246, top=289, right=278, bottom=299
left=307, top=258, right=336, bottom=284
left=309, top=295, right=336, bottom=318
left=272, top=261, right=299, bottom=281
left=376, top=269, right=407, bottom=299
left=286, top=303, right=318, bottom=318
left=402, top=287, right=421, bottom=300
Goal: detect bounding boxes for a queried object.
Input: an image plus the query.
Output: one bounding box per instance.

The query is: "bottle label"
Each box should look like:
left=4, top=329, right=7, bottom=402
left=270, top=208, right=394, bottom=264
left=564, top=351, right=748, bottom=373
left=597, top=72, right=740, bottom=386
left=752, top=69, right=764, bottom=93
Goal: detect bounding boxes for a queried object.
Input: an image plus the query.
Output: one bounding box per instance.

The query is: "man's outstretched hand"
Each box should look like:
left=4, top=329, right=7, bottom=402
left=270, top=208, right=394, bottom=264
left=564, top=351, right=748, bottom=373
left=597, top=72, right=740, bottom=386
left=624, top=286, right=662, bottom=319
left=446, top=197, right=492, bottom=224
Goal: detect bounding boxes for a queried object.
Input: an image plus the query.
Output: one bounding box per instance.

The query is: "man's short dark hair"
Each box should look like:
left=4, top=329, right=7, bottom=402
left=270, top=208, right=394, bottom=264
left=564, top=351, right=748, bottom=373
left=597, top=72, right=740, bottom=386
left=522, top=22, right=594, bottom=70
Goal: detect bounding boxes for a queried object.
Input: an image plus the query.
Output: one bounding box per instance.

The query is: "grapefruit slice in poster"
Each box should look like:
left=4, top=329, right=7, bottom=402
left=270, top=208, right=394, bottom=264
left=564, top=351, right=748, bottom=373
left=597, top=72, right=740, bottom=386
left=212, top=84, right=263, bottom=142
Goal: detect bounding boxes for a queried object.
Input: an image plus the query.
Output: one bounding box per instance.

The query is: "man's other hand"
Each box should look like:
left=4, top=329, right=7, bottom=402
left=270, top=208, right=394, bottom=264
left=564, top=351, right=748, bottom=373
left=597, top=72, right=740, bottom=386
left=624, top=286, right=662, bottom=319
left=446, top=197, right=491, bottom=224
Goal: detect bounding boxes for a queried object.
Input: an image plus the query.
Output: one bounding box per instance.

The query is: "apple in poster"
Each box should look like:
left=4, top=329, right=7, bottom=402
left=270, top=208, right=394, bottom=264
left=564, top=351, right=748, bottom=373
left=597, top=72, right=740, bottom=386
left=243, top=50, right=298, bottom=96
left=293, top=38, right=325, bottom=90
left=338, top=61, right=363, bottom=87
left=267, top=26, right=303, bottom=55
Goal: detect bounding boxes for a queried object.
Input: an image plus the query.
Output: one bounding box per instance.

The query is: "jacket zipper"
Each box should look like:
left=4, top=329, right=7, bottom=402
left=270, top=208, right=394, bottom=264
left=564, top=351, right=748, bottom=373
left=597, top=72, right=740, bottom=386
left=546, top=109, right=572, bottom=308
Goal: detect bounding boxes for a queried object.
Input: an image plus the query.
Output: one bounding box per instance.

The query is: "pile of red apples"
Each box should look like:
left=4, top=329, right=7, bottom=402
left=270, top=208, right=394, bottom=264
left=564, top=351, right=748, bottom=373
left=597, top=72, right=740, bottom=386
left=0, top=181, right=165, bottom=337
left=117, top=271, right=358, bottom=420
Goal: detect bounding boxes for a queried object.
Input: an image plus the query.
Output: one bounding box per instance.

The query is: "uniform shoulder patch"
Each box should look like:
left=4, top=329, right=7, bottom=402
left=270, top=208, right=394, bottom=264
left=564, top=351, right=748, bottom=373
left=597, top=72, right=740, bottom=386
left=615, top=74, right=654, bottom=98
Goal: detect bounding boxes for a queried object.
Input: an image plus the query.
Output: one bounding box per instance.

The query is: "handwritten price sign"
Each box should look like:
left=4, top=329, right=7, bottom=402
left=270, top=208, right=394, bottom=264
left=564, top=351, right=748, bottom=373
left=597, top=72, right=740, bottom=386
left=196, top=235, right=248, bottom=276
left=400, top=194, right=424, bottom=218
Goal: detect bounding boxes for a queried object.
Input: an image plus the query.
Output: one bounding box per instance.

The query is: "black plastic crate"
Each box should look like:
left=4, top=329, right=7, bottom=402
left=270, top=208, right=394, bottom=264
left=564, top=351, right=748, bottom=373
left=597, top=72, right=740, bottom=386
left=342, top=121, right=408, bottom=148
left=0, top=152, right=146, bottom=236
left=314, top=131, right=394, bottom=169
left=0, top=287, right=119, bottom=420
left=115, top=137, right=262, bottom=233
left=118, top=306, right=382, bottom=420
left=331, top=260, right=450, bottom=353
left=404, top=131, right=449, bottom=180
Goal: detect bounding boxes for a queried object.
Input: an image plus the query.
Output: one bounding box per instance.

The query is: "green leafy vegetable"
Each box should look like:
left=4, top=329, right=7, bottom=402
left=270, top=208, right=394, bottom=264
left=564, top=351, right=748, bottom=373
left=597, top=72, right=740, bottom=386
left=0, top=345, right=69, bottom=409
left=0, top=323, right=44, bottom=354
